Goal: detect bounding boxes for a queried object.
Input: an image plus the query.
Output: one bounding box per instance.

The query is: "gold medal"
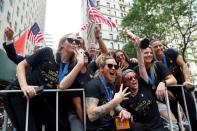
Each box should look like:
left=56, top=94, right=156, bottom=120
left=57, top=84, right=60, bottom=89
left=152, top=85, right=156, bottom=90
left=110, top=110, right=115, bottom=117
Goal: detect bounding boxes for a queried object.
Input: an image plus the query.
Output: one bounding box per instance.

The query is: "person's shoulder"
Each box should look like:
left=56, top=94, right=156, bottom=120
left=40, top=47, right=53, bottom=53
left=86, top=77, right=99, bottom=86
left=85, top=77, right=100, bottom=94
left=154, top=61, right=167, bottom=70
left=165, top=48, right=179, bottom=56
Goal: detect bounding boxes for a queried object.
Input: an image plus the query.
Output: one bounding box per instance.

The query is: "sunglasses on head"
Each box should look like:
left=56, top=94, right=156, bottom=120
left=106, top=64, right=119, bottom=70
left=126, top=75, right=138, bottom=81
left=66, top=38, right=80, bottom=45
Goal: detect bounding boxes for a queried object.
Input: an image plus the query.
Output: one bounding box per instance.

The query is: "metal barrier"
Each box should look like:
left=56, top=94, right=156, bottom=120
left=0, top=89, right=86, bottom=131
left=166, top=85, right=197, bottom=131
left=0, top=85, right=196, bottom=131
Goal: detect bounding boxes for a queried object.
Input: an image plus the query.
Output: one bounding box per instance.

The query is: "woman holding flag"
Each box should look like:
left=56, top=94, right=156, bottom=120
left=4, top=31, right=84, bottom=131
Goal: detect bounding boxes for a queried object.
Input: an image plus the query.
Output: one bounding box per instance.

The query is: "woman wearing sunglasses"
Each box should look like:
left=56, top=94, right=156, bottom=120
left=121, top=69, right=165, bottom=131
left=127, top=34, right=179, bottom=130
left=59, top=25, right=110, bottom=131
left=85, top=56, right=131, bottom=131
left=4, top=33, right=84, bottom=131
left=113, top=50, right=138, bottom=92
left=113, top=50, right=138, bottom=71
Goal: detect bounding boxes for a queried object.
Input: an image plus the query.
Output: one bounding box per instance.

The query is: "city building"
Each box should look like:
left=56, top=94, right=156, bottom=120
left=0, top=0, right=46, bottom=83
left=82, top=0, right=133, bottom=51
left=0, top=0, right=46, bottom=51
left=44, top=33, right=54, bottom=48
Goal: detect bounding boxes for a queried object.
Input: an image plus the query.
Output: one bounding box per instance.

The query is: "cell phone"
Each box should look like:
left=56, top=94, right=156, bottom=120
left=35, top=85, right=44, bottom=95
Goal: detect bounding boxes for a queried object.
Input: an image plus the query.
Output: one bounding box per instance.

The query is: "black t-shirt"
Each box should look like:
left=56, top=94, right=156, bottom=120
left=164, top=48, right=184, bottom=84
left=69, top=61, right=98, bottom=111
left=85, top=76, right=115, bottom=130
left=121, top=83, right=164, bottom=130
left=14, top=47, right=73, bottom=89
left=70, top=60, right=98, bottom=97
left=135, top=61, right=170, bottom=92
left=87, top=60, right=98, bottom=77
left=25, top=47, right=58, bottom=88
left=123, top=62, right=138, bottom=71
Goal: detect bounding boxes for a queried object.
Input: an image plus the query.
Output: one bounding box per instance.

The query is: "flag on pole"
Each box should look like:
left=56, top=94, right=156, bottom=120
left=81, top=0, right=117, bottom=31
left=81, top=18, right=95, bottom=30
left=14, top=30, right=28, bottom=56
left=88, top=0, right=116, bottom=28
left=27, top=22, right=44, bottom=45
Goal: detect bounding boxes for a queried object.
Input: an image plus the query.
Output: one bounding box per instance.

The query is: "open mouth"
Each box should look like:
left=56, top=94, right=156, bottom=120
left=131, top=82, right=137, bottom=87
left=109, top=71, right=115, bottom=77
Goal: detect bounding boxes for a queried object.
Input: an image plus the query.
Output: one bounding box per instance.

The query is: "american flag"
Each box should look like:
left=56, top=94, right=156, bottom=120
left=81, top=18, right=95, bottom=30
left=27, top=22, right=44, bottom=45
left=82, top=0, right=117, bottom=30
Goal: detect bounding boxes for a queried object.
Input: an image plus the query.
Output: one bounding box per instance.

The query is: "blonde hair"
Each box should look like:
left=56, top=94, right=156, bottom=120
left=98, top=55, right=114, bottom=69
left=144, top=46, right=158, bottom=81
left=56, top=33, right=76, bottom=65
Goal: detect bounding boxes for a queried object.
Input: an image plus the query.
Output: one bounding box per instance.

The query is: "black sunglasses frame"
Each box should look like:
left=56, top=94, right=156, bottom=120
left=107, top=64, right=119, bottom=70
left=66, top=38, right=81, bottom=45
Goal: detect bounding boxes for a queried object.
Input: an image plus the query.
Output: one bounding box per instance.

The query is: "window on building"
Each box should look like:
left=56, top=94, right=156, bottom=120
left=97, top=1, right=100, bottom=6
left=7, top=11, right=11, bottom=22
left=17, top=6, right=19, bottom=16
left=114, top=11, right=116, bottom=16
left=9, top=0, right=13, bottom=6
left=21, top=15, right=23, bottom=24
left=121, top=13, right=123, bottom=17
left=27, top=1, right=29, bottom=7
left=107, top=9, right=110, bottom=15
left=0, top=0, right=4, bottom=12
left=106, top=2, right=110, bottom=8
left=115, top=19, right=118, bottom=25
left=23, top=2, right=25, bottom=10
left=3, top=32, right=6, bottom=41
left=0, top=20, right=1, bottom=30
left=120, top=5, right=122, bottom=10
left=122, top=0, right=124, bottom=2
left=123, top=6, right=125, bottom=11
left=110, top=42, right=114, bottom=49
left=14, top=22, right=17, bottom=32
left=117, top=36, right=119, bottom=41
left=118, top=44, right=120, bottom=49
left=109, top=34, right=113, bottom=40
left=19, top=29, right=22, bottom=36
left=114, top=4, right=116, bottom=9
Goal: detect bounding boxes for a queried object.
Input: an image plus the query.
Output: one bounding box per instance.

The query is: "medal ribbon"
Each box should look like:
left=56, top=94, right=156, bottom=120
left=99, top=76, right=114, bottom=101
left=58, top=62, right=70, bottom=83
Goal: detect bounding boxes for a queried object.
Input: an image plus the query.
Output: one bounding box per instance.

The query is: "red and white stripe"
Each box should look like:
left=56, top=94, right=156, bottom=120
left=28, top=30, right=44, bottom=45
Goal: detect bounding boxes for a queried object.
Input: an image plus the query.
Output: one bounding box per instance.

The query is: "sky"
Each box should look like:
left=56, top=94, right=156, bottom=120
left=45, top=0, right=82, bottom=48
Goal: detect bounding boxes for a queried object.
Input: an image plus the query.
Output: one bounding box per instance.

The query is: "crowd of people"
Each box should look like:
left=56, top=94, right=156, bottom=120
left=2, top=24, right=197, bottom=131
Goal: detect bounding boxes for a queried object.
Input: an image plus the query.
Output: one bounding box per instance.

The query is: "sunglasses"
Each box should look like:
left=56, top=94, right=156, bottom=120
left=106, top=64, right=119, bottom=70
left=66, top=38, right=80, bottom=45
left=126, top=75, right=138, bottom=81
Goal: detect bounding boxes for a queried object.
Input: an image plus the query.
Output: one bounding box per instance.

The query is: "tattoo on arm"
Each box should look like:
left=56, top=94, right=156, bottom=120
left=86, top=97, right=116, bottom=122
